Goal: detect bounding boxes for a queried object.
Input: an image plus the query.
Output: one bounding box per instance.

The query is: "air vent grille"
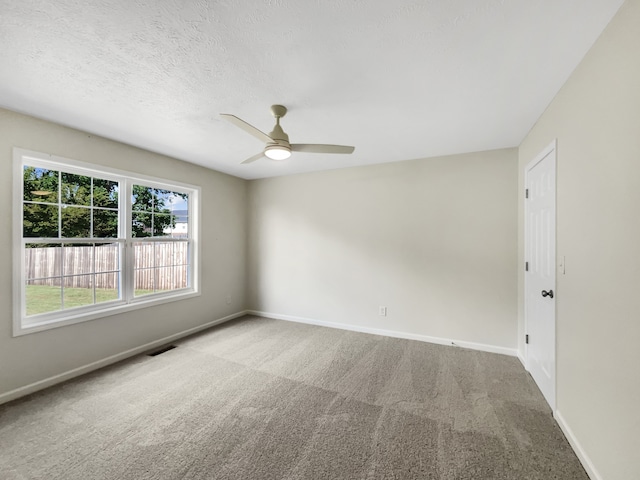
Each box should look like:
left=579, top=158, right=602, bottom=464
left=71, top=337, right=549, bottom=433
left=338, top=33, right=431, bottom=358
left=147, top=345, right=177, bottom=357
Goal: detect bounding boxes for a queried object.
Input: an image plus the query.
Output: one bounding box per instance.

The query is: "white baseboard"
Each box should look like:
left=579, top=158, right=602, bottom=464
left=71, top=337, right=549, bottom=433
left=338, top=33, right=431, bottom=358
left=555, top=410, right=602, bottom=480
left=0, top=310, right=248, bottom=406
left=246, top=310, right=517, bottom=357
left=517, top=350, right=527, bottom=369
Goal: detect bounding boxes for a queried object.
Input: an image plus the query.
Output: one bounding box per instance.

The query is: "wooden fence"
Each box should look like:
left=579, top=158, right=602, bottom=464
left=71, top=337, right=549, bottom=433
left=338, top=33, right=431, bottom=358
left=25, top=243, right=189, bottom=290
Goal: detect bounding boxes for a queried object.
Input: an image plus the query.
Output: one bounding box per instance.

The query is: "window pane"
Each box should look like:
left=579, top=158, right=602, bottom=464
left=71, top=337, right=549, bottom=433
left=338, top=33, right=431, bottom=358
left=93, top=179, right=118, bottom=208
left=175, top=242, right=189, bottom=265
left=93, top=209, right=118, bottom=238
left=133, top=242, right=154, bottom=269
left=155, top=242, right=174, bottom=267
left=169, top=191, right=189, bottom=211
left=62, top=244, right=94, bottom=276
left=23, top=204, right=59, bottom=238
left=162, top=190, right=189, bottom=238
left=156, top=266, right=188, bottom=291
left=131, top=187, right=189, bottom=238
left=167, top=212, right=188, bottom=238
left=175, top=265, right=189, bottom=289
left=154, top=267, right=172, bottom=291
left=63, top=275, right=94, bottom=309
left=61, top=173, right=91, bottom=206
left=26, top=279, right=62, bottom=316
left=157, top=189, right=188, bottom=209
left=23, top=166, right=58, bottom=203
left=153, top=189, right=170, bottom=212
left=132, top=185, right=153, bottom=212
left=132, top=212, right=151, bottom=237
left=61, top=206, right=91, bottom=237
left=156, top=189, right=188, bottom=212
left=95, top=243, right=119, bottom=273
left=25, top=243, right=61, bottom=279
left=95, top=273, right=119, bottom=303
left=153, top=213, right=172, bottom=237
left=135, top=268, right=155, bottom=296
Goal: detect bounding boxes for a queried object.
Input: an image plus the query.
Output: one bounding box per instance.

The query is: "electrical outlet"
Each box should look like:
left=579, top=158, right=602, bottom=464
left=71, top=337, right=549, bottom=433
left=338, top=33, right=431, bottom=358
left=379, top=306, right=387, bottom=316
left=226, top=293, right=232, bottom=305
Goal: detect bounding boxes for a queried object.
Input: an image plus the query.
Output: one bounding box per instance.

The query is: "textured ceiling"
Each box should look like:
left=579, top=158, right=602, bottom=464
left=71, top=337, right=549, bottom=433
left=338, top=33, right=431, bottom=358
left=0, top=0, right=624, bottom=179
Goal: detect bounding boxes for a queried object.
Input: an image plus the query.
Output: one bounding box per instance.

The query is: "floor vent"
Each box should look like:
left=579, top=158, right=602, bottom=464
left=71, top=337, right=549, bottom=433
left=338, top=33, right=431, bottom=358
left=147, top=345, right=177, bottom=357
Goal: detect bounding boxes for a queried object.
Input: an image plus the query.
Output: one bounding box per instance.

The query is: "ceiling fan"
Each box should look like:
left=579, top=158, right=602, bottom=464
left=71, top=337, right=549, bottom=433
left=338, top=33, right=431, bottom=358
left=220, top=105, right=355, bottom=164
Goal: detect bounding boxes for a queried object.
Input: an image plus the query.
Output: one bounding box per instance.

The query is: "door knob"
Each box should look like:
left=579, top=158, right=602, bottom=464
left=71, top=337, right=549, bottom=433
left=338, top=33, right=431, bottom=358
left=541, top=289, right=554, bottom=299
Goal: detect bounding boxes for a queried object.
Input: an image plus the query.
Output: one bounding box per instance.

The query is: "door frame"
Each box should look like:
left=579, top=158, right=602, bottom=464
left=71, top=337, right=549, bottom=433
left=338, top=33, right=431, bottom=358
left=524, top=139, right=557, bottom=412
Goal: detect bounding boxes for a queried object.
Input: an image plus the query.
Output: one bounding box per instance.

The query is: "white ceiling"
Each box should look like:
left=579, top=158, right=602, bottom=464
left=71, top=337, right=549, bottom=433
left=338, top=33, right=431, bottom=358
left=0, top=1, right=624, bottom=180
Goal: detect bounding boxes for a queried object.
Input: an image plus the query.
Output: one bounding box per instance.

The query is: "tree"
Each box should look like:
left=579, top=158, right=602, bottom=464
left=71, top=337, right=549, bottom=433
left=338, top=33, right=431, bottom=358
left=22, top=167, right=186, bottom=239
left=131, top=186, right=186, bottom=237
left=23, top=167, right=60, bottom=239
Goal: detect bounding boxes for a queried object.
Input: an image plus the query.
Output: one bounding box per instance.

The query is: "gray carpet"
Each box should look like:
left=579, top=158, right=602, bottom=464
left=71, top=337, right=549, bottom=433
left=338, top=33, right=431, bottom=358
left=0, top=315, right=587, bottom=479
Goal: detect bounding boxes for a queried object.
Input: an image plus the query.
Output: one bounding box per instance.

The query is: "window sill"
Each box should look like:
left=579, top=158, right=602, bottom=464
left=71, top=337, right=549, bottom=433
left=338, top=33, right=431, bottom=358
left=13, top=289, right=201, bottom=337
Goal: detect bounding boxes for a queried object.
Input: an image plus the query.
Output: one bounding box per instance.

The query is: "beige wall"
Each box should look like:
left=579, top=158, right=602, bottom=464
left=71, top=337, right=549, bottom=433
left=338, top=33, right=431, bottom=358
left=248, top=149, right=518, bottom=350
left=0, top=108, right=247, bottom=398
left=518, top=1, right=640, bottom=478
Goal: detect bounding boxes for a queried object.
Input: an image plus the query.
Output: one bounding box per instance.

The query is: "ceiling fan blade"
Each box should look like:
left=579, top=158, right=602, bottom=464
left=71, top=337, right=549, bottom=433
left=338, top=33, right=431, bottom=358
left=220, top=114, right=272, bottom=144
left=291, top=144, right=355, bottom=154
left=240, top=152, right=265, bottom=165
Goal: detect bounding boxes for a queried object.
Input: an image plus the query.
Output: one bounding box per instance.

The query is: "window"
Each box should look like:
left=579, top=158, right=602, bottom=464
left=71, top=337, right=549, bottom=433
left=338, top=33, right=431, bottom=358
left=13, top=149, right=200, bottom=335
left=130, top=186, right=191, bottom=297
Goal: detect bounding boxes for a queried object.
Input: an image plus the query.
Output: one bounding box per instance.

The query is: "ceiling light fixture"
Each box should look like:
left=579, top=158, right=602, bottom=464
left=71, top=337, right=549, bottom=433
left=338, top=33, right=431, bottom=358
left=220, top=105, right=354, bottom=165
left=31, top=190, right=52, bottom=196
left=264, top=144, right=291, bottom=160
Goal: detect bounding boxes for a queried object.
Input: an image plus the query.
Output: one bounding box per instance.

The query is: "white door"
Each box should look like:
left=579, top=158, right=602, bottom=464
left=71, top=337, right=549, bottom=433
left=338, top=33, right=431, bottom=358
left=525, top=141, right=556, bottom=411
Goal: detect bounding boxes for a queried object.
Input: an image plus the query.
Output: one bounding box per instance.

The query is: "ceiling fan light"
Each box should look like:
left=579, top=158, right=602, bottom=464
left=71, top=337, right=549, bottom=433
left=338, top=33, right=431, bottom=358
left=264, top=145, right=291, bottom=161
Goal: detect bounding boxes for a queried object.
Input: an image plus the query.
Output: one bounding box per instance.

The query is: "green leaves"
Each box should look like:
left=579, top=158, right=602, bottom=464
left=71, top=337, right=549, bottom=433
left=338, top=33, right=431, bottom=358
left=131, top=185, right=187, bottom=237
left=23, top=166, right=58, bottom=203
left=23, top=166, right=120, bottom=239
left=23, top=167, right=188, bottom=239
left=23, top=203, right=59, bottom=238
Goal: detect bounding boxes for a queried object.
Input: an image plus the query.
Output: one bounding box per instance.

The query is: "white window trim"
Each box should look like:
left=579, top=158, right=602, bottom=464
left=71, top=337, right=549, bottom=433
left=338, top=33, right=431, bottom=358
left=13, top=148, right=201, bottom=336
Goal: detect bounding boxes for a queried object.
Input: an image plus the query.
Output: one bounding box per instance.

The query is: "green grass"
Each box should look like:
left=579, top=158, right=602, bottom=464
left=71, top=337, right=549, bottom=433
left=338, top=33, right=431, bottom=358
left=25, top=285, right=154, bottom=316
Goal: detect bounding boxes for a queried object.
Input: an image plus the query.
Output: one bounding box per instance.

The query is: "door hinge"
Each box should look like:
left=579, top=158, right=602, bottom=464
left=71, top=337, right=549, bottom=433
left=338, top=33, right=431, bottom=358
left=525, top=261, right=529, bottom=272
left=525, top=334, right=529, bottom=344
left=525, top=188, right=529, bottom=199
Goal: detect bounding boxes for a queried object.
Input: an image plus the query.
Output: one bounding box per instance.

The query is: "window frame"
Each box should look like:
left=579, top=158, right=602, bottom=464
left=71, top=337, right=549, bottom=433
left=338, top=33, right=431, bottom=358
left=13, top=148, right=200, bottom=336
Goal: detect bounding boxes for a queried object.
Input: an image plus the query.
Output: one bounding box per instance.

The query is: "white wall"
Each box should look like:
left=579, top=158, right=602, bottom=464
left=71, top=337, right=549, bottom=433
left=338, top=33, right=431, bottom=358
left=248, top=149, right=518, bottom=351
left=0, top=108, right=247, bottom=400
left=518, top=1, right=640, bottom=478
